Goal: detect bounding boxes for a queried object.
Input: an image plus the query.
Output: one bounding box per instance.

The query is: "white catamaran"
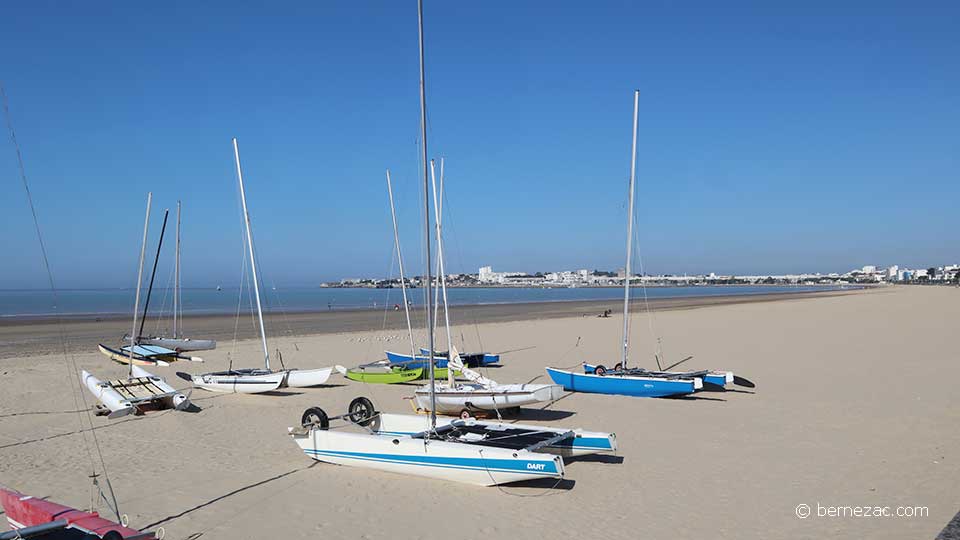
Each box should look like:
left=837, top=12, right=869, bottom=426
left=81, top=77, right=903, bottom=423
left=191, top=139, right=343, bottom=394
left=288, top=0, right=616, bottom=487
left=136, top=200, right=217, bottom=352
left=410, top=159, right=562, bottom=417
left=85, top=193, right=191, bottom=418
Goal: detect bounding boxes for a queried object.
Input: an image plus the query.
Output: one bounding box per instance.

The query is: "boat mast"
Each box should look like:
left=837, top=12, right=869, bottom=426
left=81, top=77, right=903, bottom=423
left=621, top=90, right=639, bottom=369
left=233, top=138, right=270, bottom=370
left=174, top=200, right=181, bottom=338
left=129, top=193, right=152, bottom=379
left=386, top=169, right=417, bottom=360
left=417, top=0, right=436, bottom=428
left=431, top=157, right=446, bottom=341
left=138, top=208, right=169, bottom=340
left=430, top=159, right=455, bottom=386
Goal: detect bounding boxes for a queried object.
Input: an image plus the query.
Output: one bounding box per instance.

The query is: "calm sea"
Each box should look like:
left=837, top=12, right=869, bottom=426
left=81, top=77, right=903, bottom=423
left=0, top=285, right=850, bottom=319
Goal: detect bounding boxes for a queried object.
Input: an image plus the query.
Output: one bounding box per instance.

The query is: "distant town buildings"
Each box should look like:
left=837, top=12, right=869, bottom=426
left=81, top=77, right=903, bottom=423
left=322, top=263, right=960, bottom=288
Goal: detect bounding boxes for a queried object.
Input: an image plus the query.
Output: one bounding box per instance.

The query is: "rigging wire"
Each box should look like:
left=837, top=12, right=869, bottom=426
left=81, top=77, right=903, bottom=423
left=2, top=84, right=122, bottom=521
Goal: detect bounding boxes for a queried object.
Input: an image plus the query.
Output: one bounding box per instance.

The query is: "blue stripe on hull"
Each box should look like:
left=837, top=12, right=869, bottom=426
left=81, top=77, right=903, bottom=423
left=702, top=373, right=728, bottom=387
left=546, top=368, right=697, bottom=398
left=303, top=448, right=559, bottom=476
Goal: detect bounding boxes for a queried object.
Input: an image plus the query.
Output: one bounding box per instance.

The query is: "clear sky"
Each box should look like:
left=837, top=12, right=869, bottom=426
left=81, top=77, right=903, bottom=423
left=1, top=1, right=957, bottom=289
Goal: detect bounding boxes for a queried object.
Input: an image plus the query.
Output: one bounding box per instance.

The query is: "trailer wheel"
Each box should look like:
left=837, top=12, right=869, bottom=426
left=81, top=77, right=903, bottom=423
left=613, top=363, right=623, bottom=371
left=594, top=365, right=607, bottom=376
left=301, top=407, right=329, bottom=430
left=348, top=397, right=376, bottom=426
left=459, top=409, right=471, bottom=419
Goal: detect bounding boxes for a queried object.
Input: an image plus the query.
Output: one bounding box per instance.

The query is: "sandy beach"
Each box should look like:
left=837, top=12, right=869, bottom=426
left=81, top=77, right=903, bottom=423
left=0, top=285, right=957, bottom=539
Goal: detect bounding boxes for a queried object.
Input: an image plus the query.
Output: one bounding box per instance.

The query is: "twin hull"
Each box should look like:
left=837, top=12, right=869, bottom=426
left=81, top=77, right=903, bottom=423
left=413, top=383, right=564, bottom=414
left=290, top=428, right=564, bottom=486
left=82, top=366, right=188, bottom=417
left=192, top=367, right=334, bottom=393
left=546, top=367, right=702, bottom=397
left=582, top=363, right=733, bottom=388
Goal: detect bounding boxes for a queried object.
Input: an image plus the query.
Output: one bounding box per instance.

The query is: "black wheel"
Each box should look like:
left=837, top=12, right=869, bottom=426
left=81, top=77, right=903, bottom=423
left=594, top=365, right=607, bottom=376
left=348, top=397, right=376, bottom=426
left=459, top=409, right=472, bottom=419
left=613, top=363, right=623, bottom=371
left=301, top=407, right=329, bottom=429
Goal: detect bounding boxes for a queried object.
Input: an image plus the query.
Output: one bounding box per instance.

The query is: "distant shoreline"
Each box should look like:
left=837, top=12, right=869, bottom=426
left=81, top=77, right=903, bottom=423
left=0, top=283, right=863, bottom=321
left=0, top=287, right=870, bottom=359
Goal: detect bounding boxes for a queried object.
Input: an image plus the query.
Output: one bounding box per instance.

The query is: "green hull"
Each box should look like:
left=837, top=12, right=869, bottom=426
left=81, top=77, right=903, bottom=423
left=346, top=366, right=424, bottom=384
left=422, top=367, right=460, bottom=380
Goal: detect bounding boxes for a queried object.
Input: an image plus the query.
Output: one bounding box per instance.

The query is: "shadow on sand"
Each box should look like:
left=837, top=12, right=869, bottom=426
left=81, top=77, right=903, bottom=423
left=566, top=454, right=625, bottom=465
left=141, top=463, right=318, bottom=530
left=507, top=478, right=576, bottom=490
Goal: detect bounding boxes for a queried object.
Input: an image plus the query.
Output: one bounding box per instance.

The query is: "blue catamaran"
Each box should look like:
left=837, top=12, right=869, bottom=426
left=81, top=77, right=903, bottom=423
left=546, top=91, right=753, bottom=398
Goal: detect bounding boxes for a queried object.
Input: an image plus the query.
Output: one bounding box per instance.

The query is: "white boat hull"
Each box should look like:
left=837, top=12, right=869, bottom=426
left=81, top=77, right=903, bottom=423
left=82, top=370, right=134, bottom=417
left=283, top=367, right=333, bottom=388
left=290, top=427, right=563, bottom=486
left=83, top=367, right=189, bottom=417
left=192, top=370, right=284, bottom=394
left=414, top=382, right=563, bottom=414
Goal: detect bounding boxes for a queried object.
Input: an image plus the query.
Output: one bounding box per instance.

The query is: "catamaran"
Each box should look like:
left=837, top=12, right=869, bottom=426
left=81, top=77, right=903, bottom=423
left=410, top=159, right=562, bottom=416
left=99, top=205, right=206, bottom=366
left=385, top=159, right=501, bottom=370
left=191, top=139, right=343, bottom=394
left=86, top=193, right=193, bottom=417
left=290, top=0, right=615, bottom=486
left=546, top=91, right=753, bottom=397
left=135, top=201, right=216, bottom=352
left=345, top=170, right=443, bottom=384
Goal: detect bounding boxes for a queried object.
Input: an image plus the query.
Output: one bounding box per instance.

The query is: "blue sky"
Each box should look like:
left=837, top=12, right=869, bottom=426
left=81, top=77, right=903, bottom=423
left=1, top=1, right=957, bottom=288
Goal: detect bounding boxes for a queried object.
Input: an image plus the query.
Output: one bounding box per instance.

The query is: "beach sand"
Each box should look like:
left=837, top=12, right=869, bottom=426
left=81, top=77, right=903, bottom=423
left=0, top=286, right=956, bottom=539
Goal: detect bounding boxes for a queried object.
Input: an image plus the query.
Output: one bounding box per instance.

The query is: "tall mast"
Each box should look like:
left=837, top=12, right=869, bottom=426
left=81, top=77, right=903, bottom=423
left=417, top=0, right=436, bottom=428
left=621, top=90, right=640, bottom=368
left=174, top=200, right=181, bottom=338
left=129, top=193, right=152, bottom=379
left=430, top=160, right=455, bottom=386
left=386, top=169, right=417, bottom=360
left=233, top=138, right=270, bottom=370
left=138, top=209, right=169, bottom=339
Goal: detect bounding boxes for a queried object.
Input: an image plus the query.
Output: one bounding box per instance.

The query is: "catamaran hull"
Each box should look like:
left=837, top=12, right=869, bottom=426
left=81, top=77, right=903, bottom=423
left=283, top=367, right=333, bottom=388
left=346, top=367, right=425, bottom=384
left=413, top=383, right=563, bottom=414
left=374, top=413, right=617, bottom=458
left=82, top=370, right=135, bottom=417
left=582, top=363, right=734, bottom=389
left=546, top=367, right=701, bottom=397
left=418, top=348, right=500, bottom=366
left=290, top=428, right=563, bottom=486
left=385, top=350, right=449, bottom=369
left=83, top=367, right=189, bottom=417
left=138, top=337, right=217, bottom=351
left=97, top=344, right=173, bottom=367
left=1, top=486, right=150, bottom=539
left=192, top=371, right=285, bottom=394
